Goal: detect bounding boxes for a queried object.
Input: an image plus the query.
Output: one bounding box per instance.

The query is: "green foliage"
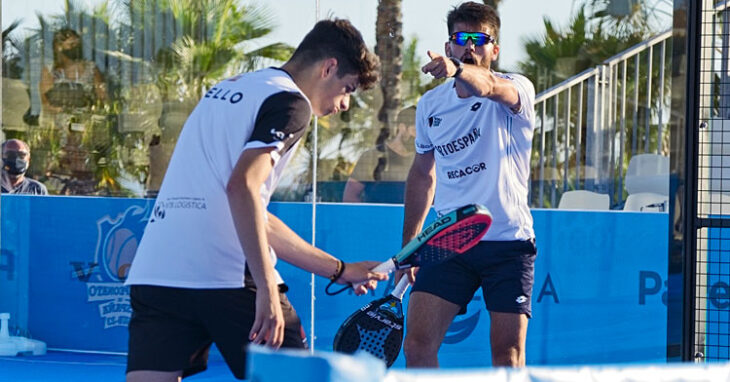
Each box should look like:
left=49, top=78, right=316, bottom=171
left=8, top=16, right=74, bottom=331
left=2, top=20, right=25, bottom=79
left=518, top=4, right=650, bottom=93
left=3, top=0, right=294, bottom=197
left=125, top=0, right=295, bottom=101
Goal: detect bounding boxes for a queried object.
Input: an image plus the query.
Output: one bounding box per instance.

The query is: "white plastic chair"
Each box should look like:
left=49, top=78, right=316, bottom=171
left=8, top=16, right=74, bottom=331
left=623, top=192, right=668, bottom=212
left=624, top=154, right=669, bottom=195
left=558, top=190, right=610, bottom=210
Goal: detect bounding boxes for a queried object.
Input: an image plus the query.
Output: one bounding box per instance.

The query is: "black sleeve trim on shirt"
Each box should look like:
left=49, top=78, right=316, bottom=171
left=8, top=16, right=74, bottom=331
left=249, top=91, right=311, bottom=154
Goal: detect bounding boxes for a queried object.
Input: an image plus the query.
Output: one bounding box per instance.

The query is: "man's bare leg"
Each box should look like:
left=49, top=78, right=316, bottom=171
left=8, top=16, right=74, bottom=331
left=489, top=311, right=528, bottom=367
left=403, top=291, right=461, bottom=367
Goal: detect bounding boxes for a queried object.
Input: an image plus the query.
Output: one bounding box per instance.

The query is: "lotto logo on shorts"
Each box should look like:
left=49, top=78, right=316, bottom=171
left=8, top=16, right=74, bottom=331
left=446, top=162, right=486, bottom=179
left=516, top=295, right=528, bottom=304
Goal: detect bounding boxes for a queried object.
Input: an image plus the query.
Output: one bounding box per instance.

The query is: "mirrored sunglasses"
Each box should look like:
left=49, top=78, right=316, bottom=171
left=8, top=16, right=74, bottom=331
left=449, top=32, right=495, bottom=46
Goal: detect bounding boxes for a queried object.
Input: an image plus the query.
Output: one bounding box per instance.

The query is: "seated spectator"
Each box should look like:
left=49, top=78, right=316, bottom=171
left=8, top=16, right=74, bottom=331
left=343, top=106, right=416, bottom=203
left=1, top=139, right=48, bottom=195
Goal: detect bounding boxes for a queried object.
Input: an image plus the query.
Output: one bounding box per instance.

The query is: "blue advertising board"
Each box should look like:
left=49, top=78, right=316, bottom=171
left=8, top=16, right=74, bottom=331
left=0, top=196, right=668, bottom=366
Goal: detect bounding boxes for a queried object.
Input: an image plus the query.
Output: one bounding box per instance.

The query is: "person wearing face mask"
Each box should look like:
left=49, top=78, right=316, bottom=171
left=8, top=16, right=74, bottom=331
left=398, top=1, right=537, bottom=369
left=1, top=139, right=48, bottom=195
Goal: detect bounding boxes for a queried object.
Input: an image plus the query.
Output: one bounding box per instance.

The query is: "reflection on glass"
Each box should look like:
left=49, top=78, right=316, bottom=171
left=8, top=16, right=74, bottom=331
left=1, top=0, right=674, bottom=205
left=2, top=1, right=296, bottom=197
left=343, top=106, right=415, bottom=203
left=38, top=27, right=108, bottom=195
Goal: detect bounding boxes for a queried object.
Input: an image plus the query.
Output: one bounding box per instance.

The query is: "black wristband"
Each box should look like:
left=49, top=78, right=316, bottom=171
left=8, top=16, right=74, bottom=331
left=329, top=259, right=345, bottom=281
left=450, top=57, right=463, bottom=78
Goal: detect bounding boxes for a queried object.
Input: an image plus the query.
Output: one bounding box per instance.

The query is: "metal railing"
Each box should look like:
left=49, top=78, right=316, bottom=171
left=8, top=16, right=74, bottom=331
left=530, top=29, right=673, bottom=209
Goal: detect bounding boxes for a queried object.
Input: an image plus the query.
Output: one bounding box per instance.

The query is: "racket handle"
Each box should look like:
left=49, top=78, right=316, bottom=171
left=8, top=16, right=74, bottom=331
left=352, top=258, right=398, bottom=290
left=371, top=258, right=398, bottom=273
left=391, top=277, right=411, bottom=300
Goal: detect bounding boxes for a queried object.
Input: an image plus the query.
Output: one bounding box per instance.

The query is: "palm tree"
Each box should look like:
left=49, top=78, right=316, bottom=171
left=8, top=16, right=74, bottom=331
left=518, top=5, right=647, bottom=93
left=375, top=0, right=404, bottom=141
left=114, top=0, right=295, bottom=195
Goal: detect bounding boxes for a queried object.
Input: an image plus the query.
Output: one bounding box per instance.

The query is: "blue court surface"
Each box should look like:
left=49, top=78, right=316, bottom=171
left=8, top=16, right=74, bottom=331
left=0, top=351, right=238, bottom=382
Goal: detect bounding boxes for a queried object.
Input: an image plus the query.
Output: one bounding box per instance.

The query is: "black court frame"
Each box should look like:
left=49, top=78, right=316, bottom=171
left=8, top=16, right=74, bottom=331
left=675, top=0, right=730, bottom=362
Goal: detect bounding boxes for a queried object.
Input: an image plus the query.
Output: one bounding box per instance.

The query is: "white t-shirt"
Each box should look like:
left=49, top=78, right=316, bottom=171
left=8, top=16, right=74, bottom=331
left=414, top=72, right=536, bottom=241
left=126, top=68, right=311, bottom=288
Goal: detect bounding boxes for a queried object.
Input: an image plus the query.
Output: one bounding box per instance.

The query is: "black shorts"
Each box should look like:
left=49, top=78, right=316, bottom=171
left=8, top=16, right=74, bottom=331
left=126, top=285, right=307, bottom=380
left=411, top=239, right=537, bottom=317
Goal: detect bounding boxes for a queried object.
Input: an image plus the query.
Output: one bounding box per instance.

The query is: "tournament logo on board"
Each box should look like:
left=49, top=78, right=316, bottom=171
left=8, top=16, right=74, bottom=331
left=83, top=204, right=150, bottom=329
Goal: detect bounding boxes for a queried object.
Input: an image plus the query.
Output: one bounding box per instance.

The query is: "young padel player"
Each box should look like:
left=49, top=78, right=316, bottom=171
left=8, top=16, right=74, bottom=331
left=124, top=19, right=387, bottom=381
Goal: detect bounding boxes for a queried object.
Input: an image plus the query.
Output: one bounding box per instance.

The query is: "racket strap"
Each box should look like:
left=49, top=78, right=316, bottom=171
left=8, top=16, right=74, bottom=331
left=325, top=280, right=352, bottom=296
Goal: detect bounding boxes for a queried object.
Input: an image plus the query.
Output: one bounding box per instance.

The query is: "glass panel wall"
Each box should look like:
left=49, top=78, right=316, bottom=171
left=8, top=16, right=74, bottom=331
left=3, top=0, right=305, bottom=197
left=3, top=0, right=674, bottom=207
left=1, top=0, right=689, bottom=368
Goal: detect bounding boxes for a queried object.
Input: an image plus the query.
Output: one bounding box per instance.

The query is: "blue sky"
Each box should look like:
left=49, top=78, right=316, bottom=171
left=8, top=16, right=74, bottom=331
left=3, top=0, right=581, bottom=71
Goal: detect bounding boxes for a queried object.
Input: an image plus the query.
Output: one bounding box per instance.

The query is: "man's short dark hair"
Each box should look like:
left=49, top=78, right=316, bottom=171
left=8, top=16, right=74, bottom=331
left=290, top=18, right=380, bottom=90
left=396, top=106, right=416, bottom=126
left=447, top=2, right=501, bottom=42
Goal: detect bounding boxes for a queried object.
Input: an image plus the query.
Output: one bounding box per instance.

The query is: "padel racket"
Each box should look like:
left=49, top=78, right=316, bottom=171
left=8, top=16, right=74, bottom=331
left=332, top=277, right=411, bottom=367
left=325, top=203, right=492, bottom=295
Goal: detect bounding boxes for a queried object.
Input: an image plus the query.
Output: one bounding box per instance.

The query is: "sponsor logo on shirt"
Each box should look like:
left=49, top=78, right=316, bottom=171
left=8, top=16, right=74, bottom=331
left=446, top=162, right=486, bottom=179
left=428, top=116, right=442, bottom=127
left=416, top=142, right=434, bottom=151
left=434, top=128, right=481, bottom=157
left=270, top=128, right=292, bottom=141
left=470, top=102, right=482, bottom=111
left=204, top=86, right=243, bottom=104
left=149, top=197, right=207, bottom=223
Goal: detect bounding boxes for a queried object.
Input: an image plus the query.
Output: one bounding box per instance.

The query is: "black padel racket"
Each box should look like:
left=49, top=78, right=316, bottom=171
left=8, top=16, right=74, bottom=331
left=332, top=277, right=411, bottom=367
left=326, top=204, right=492, bottom=295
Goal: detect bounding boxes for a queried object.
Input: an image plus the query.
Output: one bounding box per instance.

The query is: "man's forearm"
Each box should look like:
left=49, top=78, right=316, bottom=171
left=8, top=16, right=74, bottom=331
left=402, top=167, right=435, bottom=246
left=456, top=65, right=520, bottom=109
left=227, top=185, right=278, bottom=295
left=266, top=213, right=340, bottom=279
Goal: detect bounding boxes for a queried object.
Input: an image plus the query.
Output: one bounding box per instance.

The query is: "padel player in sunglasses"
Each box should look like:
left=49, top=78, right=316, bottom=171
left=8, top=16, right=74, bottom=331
left=400, top=1, right=537, bottom=369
